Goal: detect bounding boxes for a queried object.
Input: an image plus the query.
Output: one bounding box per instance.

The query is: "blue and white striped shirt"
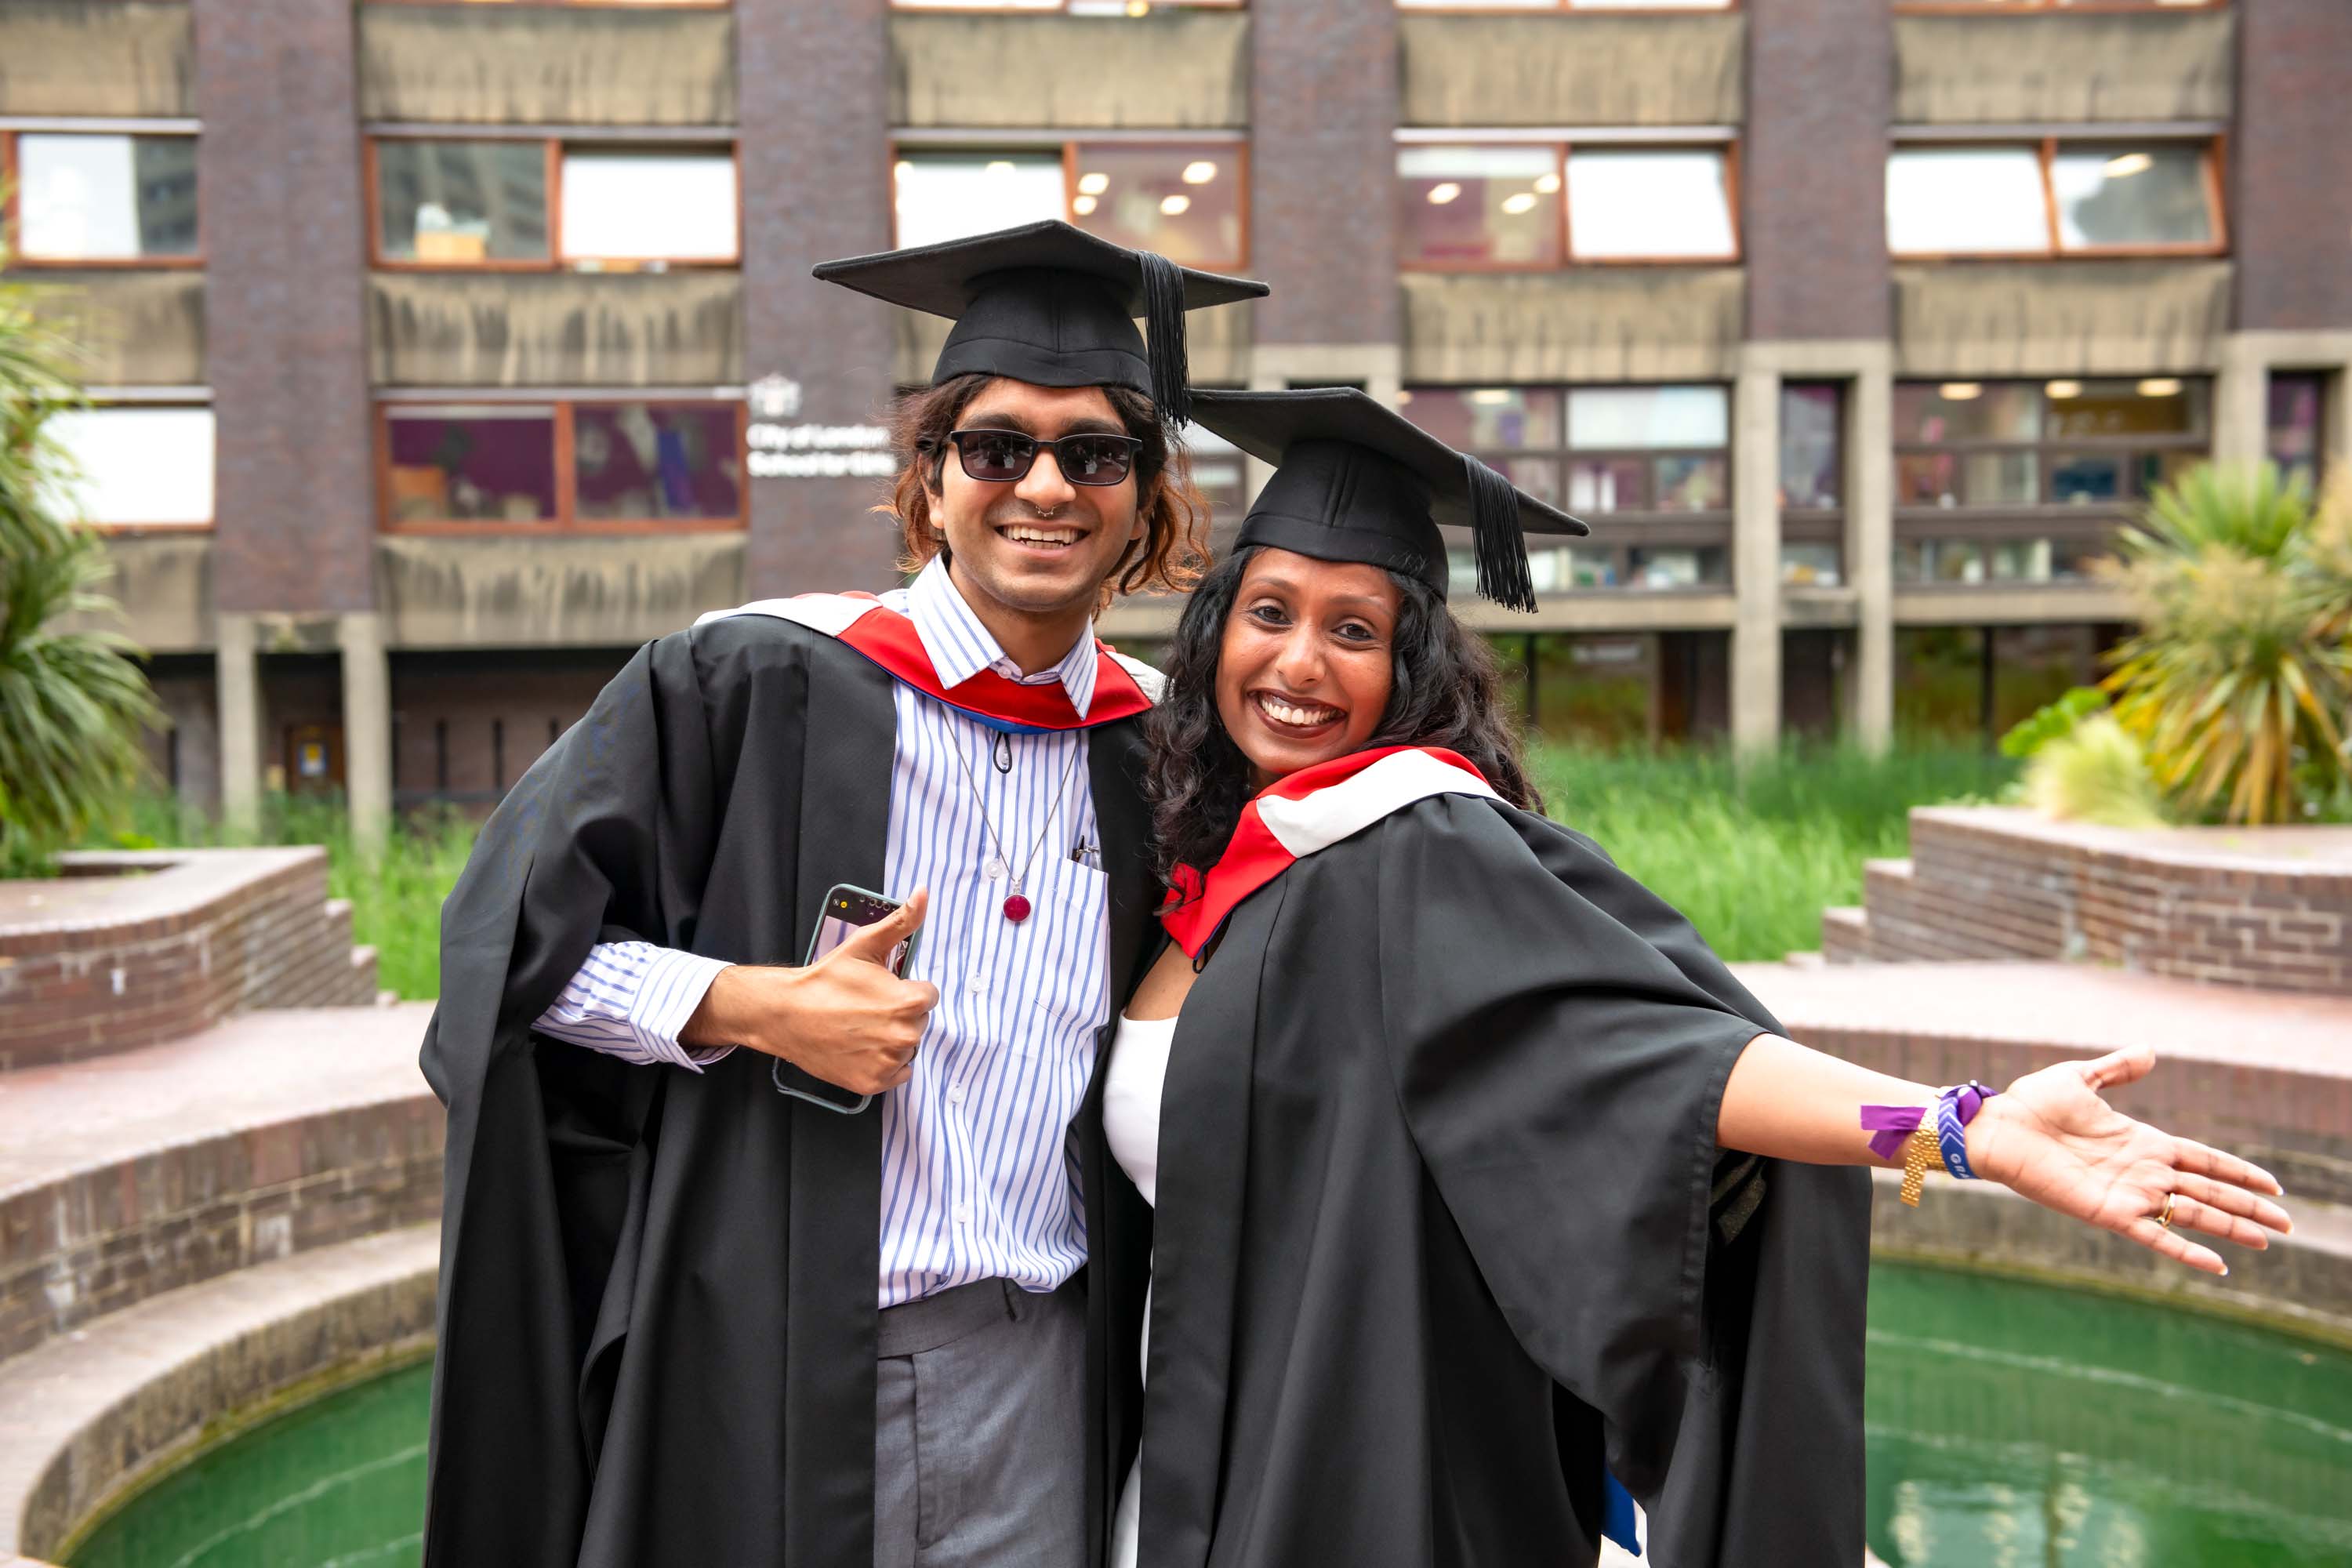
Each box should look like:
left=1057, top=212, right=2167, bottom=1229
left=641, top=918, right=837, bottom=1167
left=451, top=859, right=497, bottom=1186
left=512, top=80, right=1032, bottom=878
left=534, top=559, right=1116, bottom=1308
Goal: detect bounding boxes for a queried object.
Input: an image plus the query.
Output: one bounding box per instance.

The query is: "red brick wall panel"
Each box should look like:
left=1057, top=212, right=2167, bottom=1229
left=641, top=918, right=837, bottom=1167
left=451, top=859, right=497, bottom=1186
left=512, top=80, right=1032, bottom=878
left=0, top=850, right=379, bottom=1069
left=1842, top=810, right=2352, bottom=995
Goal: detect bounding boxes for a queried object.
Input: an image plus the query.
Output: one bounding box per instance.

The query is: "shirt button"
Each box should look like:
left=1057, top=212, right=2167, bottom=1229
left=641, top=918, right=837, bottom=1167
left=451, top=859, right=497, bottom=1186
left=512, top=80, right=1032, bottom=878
left=953, top=1203, right=971, bottom=1225
left=947, top=1083, right=967, bottom=1106
left=967, top=974, right=987, bottom=995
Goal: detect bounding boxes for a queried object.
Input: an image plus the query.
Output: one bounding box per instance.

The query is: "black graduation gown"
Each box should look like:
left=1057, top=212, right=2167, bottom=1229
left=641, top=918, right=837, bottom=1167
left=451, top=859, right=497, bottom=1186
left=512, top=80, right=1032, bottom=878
left=1131, top=793, right=1873, bottom=1568
left=419, top=612, right=1162, bottom=1568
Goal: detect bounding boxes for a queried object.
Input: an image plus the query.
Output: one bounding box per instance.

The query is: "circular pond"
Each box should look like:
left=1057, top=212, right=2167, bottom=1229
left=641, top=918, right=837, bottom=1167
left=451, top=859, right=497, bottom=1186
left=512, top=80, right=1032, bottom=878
left=67, top=1264, right=2352, bottom=1567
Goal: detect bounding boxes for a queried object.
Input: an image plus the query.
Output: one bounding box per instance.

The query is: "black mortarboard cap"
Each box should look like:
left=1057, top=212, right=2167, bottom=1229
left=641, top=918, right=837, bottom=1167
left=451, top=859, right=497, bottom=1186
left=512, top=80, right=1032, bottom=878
left=1188, top=387, right=1587, bottom=612
left=812, top=220, right=1268, bottom=428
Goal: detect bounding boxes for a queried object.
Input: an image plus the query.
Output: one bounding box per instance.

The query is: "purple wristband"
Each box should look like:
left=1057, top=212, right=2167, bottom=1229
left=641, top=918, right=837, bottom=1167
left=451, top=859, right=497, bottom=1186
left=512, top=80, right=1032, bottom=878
left=1862, top=1081, right=1998, bottom=1175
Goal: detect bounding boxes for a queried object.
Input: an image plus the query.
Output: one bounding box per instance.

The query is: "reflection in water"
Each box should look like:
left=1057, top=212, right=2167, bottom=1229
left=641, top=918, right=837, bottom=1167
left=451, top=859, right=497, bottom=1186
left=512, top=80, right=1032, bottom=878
left=1866, top=1264, right=2352, bottom=1566
left=68, top=1267, right=2352, bottom=1568
left=72, top=1361, right=429, bottom=1568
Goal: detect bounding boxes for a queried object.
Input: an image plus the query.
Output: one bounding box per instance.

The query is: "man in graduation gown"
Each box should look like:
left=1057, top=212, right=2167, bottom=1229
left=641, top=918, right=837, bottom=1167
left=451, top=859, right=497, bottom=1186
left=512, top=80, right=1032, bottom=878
left=418, top=222, right=1265, bottom=1567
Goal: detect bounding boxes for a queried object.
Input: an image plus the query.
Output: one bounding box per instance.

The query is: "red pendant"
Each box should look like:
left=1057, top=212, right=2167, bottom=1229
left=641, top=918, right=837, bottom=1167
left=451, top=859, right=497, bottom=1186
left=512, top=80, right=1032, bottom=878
left=1003, top=894, right=1033, bottom=923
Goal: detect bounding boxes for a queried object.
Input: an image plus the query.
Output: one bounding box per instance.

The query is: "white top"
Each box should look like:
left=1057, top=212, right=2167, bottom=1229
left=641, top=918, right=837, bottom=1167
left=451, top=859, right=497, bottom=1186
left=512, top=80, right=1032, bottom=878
left=1103, top=1010, right=1178, bottom=1568
left=1105, top=1011, right=1178, bottom=1208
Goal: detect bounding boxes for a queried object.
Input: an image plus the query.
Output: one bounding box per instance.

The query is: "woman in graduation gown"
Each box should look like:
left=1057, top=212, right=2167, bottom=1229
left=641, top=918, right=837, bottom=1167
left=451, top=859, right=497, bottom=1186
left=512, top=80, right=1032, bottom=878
left=1089, top=388, right=2293, bottom=1568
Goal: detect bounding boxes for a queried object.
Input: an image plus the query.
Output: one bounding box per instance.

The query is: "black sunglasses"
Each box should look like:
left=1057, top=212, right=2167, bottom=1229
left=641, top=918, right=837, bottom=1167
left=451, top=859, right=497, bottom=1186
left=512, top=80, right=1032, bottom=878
left=946, top=427, right=1144, bottom=488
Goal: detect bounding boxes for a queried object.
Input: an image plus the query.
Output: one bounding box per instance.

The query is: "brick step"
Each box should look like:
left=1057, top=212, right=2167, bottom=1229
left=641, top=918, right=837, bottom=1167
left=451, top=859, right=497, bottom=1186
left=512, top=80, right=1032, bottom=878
left=0, top=1007, right=437, bottom=1368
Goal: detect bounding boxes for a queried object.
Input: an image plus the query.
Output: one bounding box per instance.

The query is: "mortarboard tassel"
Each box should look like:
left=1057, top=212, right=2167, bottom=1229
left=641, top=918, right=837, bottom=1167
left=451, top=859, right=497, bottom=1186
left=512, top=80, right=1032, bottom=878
left=1138, top=249, right=1192, bottom=429
left=1465, top=454, right=1536, bottom=612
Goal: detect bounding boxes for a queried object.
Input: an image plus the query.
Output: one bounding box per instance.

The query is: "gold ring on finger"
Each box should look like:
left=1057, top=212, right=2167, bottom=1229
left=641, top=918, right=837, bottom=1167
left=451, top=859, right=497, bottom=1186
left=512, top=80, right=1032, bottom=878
left=2155, top=1192, right=2177, bottom=1230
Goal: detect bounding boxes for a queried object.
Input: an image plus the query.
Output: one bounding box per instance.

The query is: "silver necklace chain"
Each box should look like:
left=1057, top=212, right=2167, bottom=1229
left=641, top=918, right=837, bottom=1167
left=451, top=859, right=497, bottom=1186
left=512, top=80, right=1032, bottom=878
left=949, top=725, right=1085, bottom=901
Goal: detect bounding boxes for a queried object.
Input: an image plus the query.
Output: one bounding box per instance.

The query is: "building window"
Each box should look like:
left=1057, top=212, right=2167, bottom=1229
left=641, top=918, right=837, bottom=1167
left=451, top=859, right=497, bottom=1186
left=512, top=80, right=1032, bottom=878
left=379, top=399, right=746, bottom=532
left=891, top=1, right=1243, bottom=10
left=2267, top=372, right=2328, bottom=490
left=45, top=406, right=215, bottom=528
left=368, top=2, right=733, bottom=8
left=1893, top=376, right=2207, bottom=584
left=3, top=132, right=199, bottom=263
left=1890, top=2, right=2220, bottom=12
left=1780, top=382, right=1844, bottom=586
left=1886, top=141, right=2222, bottom=259
left=891, top=143, right=1247, bottom=268
left=1398, top=142, right=1737, bottom=268
left=1399, top=1, right=1734, bottom=10
left=1186, top=426, right=1249, bottom=541
left=1406, top=383, right=1733, bottom=592
left=368, top=139, right=739, bottom=269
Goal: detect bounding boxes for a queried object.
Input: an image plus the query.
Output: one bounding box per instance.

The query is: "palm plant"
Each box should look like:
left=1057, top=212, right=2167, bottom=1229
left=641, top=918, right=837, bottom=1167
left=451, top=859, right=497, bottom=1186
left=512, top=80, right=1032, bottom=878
left=0, top=224, right=159, bottom=874
left=2102, top=463, right=2352, bottom=825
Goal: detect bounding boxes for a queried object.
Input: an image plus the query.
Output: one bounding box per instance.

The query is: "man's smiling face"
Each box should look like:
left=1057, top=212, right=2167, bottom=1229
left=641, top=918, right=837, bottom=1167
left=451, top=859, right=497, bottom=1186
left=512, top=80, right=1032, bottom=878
left=926, top=378, right=1148, bottom=624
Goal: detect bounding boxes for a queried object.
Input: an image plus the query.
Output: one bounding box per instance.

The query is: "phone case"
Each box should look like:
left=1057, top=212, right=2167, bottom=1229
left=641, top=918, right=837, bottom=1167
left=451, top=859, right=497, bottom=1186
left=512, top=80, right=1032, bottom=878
left=770, top=883, right=917, bottom=1116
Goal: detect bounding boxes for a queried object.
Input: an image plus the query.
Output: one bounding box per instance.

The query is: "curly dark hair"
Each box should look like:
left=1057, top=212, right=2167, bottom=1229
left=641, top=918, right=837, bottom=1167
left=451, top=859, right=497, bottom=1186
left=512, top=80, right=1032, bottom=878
left=881, top=372, right=1211, bottom=606
left=1145, top=545, right=1541, bottom=891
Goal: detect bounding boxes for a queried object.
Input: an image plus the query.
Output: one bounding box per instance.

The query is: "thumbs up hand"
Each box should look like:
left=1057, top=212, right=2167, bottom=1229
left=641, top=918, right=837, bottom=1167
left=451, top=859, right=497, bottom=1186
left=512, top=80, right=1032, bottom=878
left=681, top=889, right=940, bottom=1097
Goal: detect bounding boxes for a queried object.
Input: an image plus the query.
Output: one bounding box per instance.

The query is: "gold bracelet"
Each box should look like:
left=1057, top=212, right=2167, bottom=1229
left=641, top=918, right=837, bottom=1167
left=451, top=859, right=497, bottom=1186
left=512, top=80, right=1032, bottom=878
left=1899, top=1125, right=1938, bottom=1208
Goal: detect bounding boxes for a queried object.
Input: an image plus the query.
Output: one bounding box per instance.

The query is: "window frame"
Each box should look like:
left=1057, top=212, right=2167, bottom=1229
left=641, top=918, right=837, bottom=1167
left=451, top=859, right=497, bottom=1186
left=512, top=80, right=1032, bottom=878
left=1404, top=381, right=1737, bottom=593
left=365, top=133, right=745, bottom=273
left=1778, top=381, right=1847, bottom=585
left=0, top=127, right=205, bottom=270
left=47, top=397, right=217, bottom=532
left=1886, top=136, right=2227, bottom=262
left=1395, top=137, right=1742, bottom=272
left=890, top=136, right=1251, bottom=271
left=374, top=395, right=750, bottom=535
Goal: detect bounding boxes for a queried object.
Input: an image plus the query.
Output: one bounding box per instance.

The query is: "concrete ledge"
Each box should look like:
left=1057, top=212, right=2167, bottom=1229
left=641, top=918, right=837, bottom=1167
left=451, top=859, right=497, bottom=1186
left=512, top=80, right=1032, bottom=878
left=0, top=1224, right=438, bottom=1563
left=1870, top=1171, right=2352, bottom=1351
left=0, top=1007, right=440, bottom=1365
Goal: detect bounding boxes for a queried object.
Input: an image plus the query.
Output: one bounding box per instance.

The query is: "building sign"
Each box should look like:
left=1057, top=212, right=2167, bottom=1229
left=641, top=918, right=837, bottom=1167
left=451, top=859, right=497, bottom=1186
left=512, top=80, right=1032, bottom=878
left=746, top=372, right=896, bottom=480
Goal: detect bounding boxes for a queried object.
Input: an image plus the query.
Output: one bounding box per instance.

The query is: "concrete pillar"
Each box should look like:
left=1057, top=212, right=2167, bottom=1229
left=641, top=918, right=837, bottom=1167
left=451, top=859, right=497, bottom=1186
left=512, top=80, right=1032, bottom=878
left=1730, top=365, right=1783, bottom=757
left=2213, top=335, right=2271, bottom=468
left=1848, top=360, right=1896, bottom=753
left=216, top=613, right=261, bottom=838
left=338, top=613, right=392, bottom=858
left=2334, top=366, right=2352, bottom=481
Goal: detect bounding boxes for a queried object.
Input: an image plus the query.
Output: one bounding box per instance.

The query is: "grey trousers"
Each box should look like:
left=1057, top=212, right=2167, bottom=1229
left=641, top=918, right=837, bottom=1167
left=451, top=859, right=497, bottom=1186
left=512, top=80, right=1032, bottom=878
left=873, top=1277, right=1087, bottom=1568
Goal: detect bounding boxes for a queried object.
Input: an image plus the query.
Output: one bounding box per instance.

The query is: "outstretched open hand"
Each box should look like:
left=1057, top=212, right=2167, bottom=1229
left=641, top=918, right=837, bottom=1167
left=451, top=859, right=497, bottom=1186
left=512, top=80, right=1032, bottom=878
left=1965, top=1045, right=2292, bottom=1276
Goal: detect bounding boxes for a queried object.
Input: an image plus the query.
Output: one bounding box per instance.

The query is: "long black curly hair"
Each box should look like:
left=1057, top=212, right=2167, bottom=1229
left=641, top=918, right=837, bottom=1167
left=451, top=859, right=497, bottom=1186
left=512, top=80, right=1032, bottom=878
left=1145, top=545, right=1541, bottom=893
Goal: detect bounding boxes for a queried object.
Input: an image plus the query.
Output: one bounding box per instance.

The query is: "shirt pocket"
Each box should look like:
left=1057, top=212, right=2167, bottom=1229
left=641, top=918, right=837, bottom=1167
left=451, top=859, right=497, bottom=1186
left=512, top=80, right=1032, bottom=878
left=978, top=849, right=1112, bottom=1057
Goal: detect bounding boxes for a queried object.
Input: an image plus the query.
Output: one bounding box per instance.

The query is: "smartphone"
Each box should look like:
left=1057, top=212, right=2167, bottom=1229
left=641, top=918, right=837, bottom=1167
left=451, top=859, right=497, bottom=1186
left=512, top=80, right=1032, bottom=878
left=806, top=885, right=918, bottom=978
left=770, top=883, right=919, bottom=1116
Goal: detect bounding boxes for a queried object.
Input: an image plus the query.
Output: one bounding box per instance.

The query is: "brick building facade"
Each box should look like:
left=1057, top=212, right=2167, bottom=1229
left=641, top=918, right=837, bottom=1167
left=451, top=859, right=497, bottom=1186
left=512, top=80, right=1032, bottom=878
left=6, top=0, right=2347, bottom=839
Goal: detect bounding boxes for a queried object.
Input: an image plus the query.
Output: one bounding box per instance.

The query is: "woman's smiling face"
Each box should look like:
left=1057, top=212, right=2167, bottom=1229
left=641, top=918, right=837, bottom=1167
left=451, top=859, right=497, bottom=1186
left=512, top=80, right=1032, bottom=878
left=1214, top=548, right=1401, bottom=789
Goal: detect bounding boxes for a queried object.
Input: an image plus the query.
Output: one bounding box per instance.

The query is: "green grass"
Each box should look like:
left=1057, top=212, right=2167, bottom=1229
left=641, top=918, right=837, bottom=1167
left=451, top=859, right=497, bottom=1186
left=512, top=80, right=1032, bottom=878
left=100, top=794, right=477, bottom=1001
left=1526, top=742, right=2018, bottom=962
left=78, top=743, right=2011, bottom=999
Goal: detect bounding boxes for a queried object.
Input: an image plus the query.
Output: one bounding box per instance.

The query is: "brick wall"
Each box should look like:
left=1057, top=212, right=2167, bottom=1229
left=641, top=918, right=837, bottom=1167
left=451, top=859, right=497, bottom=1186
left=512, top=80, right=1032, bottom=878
left=0, top=849, right=379, bottom=1070
left=1744, top=0, right=1893, bottom=343
left=2234, top=0, right=2352, bottom=331
left=0, top=1096, right=441, bottom=1365
left=1824, top=808, right=2352, bottom=995
left=1250, top=0, right=1399, bottom=349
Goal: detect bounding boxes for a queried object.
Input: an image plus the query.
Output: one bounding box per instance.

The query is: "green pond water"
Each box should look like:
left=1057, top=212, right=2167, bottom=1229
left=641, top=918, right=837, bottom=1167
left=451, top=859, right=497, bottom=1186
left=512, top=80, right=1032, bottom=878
left=71, top=1263, right=2352, bottom=1568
